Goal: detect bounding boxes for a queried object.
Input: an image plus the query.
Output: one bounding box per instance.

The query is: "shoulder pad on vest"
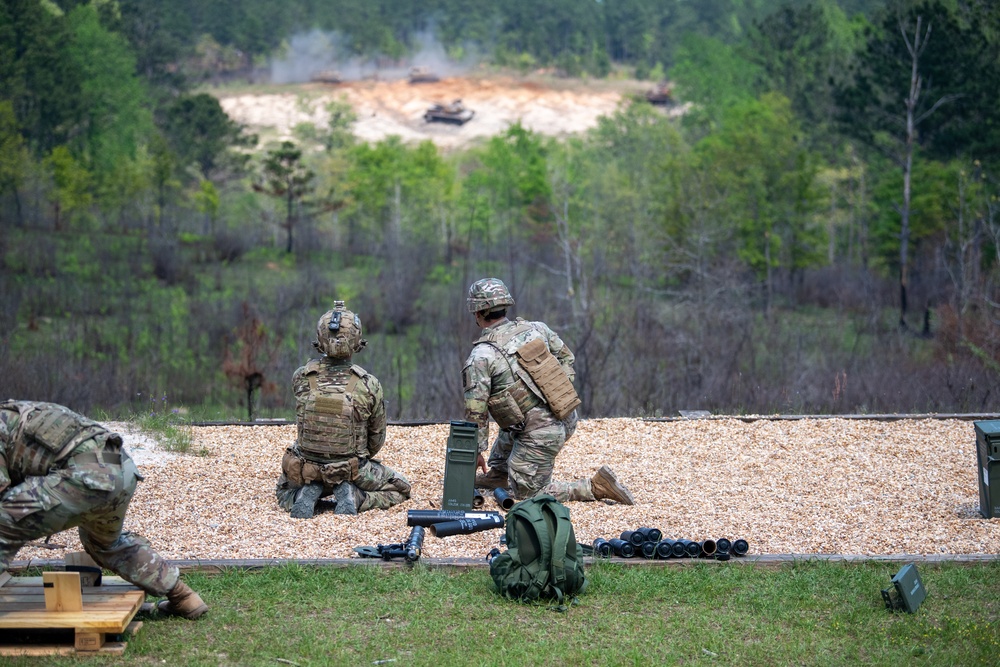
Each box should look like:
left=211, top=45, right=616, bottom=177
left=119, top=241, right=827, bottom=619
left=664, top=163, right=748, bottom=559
left=303, top=359, right=324, bottom=375
left=350, top=364, right=367, bottom=378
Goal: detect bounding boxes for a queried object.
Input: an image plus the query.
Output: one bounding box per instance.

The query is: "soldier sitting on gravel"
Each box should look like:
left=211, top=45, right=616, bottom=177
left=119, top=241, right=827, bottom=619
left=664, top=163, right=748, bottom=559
left=276, top=302, right=411, bottom=519
left=464, top=278, right=635, bottom=505
left=0, top=401, right=208, bottom=619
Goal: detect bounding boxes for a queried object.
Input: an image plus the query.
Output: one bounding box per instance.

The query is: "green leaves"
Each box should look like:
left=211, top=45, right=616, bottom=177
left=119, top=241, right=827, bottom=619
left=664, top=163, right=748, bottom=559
left=695, top=93, right=825, bottom=284
left=163, top=93, right=253, bottom=180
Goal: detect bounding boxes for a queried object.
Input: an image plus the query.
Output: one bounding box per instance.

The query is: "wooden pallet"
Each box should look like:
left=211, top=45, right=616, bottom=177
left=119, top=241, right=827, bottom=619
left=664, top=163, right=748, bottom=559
left=0, top=572, right=146, bottom=656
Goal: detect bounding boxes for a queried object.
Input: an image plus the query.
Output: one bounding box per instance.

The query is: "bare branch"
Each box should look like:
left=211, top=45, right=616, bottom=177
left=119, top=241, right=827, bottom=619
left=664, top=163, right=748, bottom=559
left=914, top=93, right=964, bottom=125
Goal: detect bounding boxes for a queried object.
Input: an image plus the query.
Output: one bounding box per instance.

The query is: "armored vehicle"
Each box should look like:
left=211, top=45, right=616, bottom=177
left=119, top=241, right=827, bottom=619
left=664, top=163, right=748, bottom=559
left=424, top=99, right=474, bottom=125
left=646, top=82, right=674, bottom=106
left=310, top=70, right=343, bottom=84
left=409, top=66, right=441, bottom=84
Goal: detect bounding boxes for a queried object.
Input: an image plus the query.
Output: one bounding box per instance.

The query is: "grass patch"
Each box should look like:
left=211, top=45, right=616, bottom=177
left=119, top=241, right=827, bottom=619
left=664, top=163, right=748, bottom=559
left=131, top=411, right=199, bottom=455
left=7, top=561, right=999, bottom=666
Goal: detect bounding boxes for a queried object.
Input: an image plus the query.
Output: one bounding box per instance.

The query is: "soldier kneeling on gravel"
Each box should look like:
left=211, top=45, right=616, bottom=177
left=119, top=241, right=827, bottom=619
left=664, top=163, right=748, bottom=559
left=0, top=401, right=208, bottom=620
left=276, top=302, right=411, bottom=519
left=464, top=278, right=635, bottom=506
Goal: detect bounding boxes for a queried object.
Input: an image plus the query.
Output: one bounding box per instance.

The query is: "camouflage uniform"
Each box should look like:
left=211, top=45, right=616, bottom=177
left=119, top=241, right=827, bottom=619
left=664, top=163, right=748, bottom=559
left=464, top=314, right=594, bottom=503
left=277, top=357, right=410, bottom=512
left=0, top=401, right=178, bottom=596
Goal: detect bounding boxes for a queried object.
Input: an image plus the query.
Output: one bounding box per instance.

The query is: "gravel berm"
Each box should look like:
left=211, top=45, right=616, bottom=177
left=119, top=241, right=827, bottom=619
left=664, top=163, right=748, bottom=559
left=14, top=418, right=1000, bottom=563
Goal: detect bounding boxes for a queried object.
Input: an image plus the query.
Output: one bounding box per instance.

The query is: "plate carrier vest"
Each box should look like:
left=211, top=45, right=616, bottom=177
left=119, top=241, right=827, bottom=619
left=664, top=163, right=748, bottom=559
left=0, top=401, right=108, bottom=478
left=297, top=361, right=369, bottom=461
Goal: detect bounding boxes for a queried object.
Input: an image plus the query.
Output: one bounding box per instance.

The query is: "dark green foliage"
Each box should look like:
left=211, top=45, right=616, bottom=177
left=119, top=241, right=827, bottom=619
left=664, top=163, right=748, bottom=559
left=747, top=1, right=866, bottom=152
left=837, top=0, right=1000, bottom=165
left=0, top=0, right=82, bottom=155
left=163, top=93, right=253, bottom=179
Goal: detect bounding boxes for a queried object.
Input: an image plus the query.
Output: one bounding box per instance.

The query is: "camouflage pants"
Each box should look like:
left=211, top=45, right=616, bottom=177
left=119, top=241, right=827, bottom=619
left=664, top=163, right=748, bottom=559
left=355, top=459, right=411, bottom=512
left=276, top=451, right=411, bottom=513
left=486, top=408, right=593, bottom=502
left=0, top=447, right=179, bottom=596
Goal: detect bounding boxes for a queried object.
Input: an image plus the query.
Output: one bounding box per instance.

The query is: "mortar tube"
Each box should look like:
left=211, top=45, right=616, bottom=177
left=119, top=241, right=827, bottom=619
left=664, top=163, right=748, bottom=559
left=404, top=526, right=425, bottom=563
left=493, top=487, right=515, bottom=511
left=406, top=510, right=503, bottom=527
left=715, top=538, right=732, bottom=554
left=699, top=539, right=717, bottom=558
left=473, top=488, right=485, bottom=509
left=428, top=515, right=505, bottom=538
left=640, top=541, right=657, bottom=559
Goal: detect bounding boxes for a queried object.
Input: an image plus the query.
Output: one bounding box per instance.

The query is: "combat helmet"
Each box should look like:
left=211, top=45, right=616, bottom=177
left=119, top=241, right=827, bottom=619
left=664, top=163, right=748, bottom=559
left=467, top=278, right=514, bottom=314
left=314, top=301, right=367, bottom=358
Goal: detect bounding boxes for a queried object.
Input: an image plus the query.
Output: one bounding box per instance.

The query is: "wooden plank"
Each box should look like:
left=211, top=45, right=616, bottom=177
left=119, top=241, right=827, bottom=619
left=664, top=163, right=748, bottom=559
left=0, top=640, right=128, bottom=657
left=0, top=591, right=142, bottom=602
left=0, top=608, right=141, bottom=633
left=0, top=599, right=144, bottom=611
left=3, top=575, right=133, bottom=587
left=42, top=572, right=82, bottom=612
left=0, top=588, right=144, bottom=632
left=0, top=573, right=11, bottom=589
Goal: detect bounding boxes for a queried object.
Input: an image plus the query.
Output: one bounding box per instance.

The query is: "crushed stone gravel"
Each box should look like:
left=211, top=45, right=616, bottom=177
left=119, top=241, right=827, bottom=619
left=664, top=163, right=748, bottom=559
left=15, top=418, right=1000, bottom=562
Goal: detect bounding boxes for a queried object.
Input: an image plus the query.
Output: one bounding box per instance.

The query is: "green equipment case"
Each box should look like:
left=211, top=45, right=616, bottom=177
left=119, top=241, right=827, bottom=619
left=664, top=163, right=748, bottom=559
left=442, top=420, right=479, bottom=511
left=881, top=563, right=927, bottom=613
left=973, top=421, right=1000, bottom=519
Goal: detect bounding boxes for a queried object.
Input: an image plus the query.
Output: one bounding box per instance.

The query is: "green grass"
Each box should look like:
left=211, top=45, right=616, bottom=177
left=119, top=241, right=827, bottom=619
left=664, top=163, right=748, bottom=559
left=130, top=411, right=201, bottom=455
left=8, top=561, right=1000, bottom=666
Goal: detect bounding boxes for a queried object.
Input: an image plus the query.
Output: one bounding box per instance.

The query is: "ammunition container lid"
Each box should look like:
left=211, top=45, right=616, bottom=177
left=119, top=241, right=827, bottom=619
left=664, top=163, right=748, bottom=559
left=974, top=420, right=1000, bottom=441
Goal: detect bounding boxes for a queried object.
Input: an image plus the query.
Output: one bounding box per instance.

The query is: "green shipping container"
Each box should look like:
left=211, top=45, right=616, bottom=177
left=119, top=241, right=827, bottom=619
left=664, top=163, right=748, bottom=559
left=442, top=420, right=478, bottom=511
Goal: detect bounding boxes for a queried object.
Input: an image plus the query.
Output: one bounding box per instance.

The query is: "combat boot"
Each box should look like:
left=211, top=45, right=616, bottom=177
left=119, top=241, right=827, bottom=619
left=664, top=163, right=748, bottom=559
left=591, top=465, right=635, bottom=505
left=290, top=482, right=324, bottom=519
left=157, top=580, right=209, bottom=620
left=474, top=467, right=508, bottom=490
left=333, top=481, right=360, bottom=515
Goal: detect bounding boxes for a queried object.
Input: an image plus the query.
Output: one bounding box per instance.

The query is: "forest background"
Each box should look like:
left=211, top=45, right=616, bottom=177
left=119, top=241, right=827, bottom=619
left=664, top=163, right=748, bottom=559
left=2, top=0, right=1000, bottom=422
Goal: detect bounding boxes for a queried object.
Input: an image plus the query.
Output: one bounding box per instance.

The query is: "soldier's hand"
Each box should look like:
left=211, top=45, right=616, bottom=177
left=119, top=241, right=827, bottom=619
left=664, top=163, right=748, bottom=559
left=476, top=453, right=487, bottom=475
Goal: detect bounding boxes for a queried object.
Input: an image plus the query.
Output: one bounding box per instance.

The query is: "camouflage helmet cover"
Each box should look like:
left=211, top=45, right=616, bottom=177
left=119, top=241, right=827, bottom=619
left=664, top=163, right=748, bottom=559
left=467, top=278, right=514, bottom=313
left=314, top=302, right=367, bottom=358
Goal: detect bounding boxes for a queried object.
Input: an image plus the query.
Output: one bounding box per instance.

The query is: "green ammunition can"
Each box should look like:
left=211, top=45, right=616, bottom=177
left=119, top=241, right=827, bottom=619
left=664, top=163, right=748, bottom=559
left=973, top=421, right=1000, bottom=518
left=442, top=420, right=479, bottom=511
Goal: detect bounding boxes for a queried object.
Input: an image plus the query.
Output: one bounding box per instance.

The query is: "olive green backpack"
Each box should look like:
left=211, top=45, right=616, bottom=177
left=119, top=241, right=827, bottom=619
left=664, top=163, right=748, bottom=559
left=489, top=494, right=588, bottom=606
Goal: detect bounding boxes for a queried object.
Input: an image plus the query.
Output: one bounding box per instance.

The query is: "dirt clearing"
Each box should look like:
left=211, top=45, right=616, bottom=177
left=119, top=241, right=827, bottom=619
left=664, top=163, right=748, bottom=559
left=218, top=75, right=672, bottom=150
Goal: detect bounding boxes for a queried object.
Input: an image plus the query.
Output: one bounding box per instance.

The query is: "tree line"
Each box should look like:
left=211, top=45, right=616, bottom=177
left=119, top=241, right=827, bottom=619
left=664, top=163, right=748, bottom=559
left=1, top=0, right=1000, bottom=421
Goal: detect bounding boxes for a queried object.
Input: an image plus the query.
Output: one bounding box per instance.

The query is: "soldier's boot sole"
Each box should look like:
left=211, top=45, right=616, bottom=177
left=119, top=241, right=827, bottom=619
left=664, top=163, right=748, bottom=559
left=591, top=465, right=635, bottom=505
left=290, top=482, right=324, bottom=519
left=333, top=482, right=359, bottom=515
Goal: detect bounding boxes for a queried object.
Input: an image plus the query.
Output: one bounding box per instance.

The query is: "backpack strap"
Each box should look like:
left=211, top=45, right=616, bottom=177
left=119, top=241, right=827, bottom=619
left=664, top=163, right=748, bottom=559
left=538, top=499, right=573, bottom=604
